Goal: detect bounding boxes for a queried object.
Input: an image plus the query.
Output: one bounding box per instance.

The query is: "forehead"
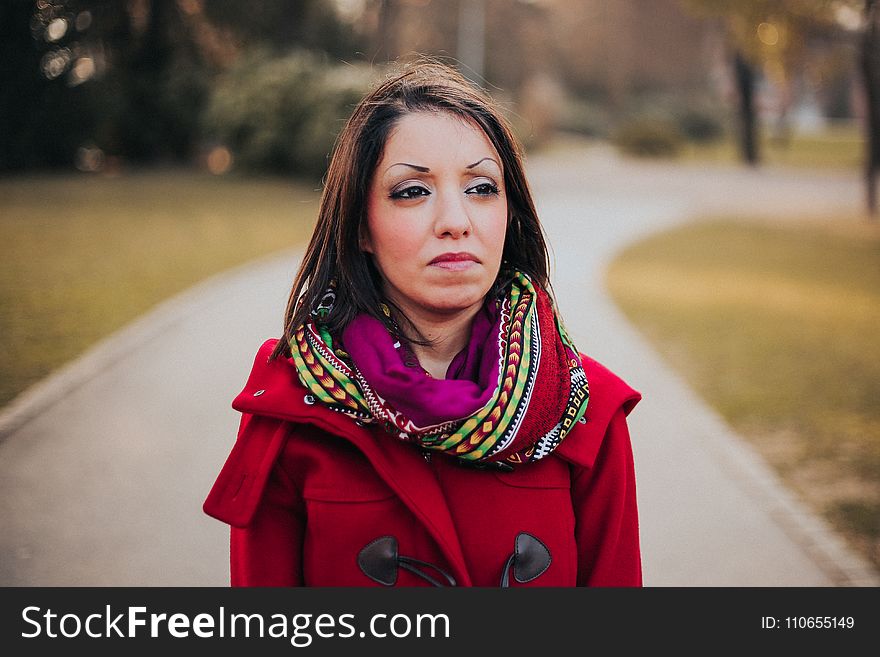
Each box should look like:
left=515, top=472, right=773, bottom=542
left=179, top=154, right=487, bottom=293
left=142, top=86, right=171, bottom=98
left=379, top=111, right=498, bottom=165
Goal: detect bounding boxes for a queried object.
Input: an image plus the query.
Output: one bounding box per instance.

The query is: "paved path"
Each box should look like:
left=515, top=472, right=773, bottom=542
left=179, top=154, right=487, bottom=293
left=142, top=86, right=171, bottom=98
left=529, top=145, right=874, bottom=586
left=1, top=144, right=877, bottom=586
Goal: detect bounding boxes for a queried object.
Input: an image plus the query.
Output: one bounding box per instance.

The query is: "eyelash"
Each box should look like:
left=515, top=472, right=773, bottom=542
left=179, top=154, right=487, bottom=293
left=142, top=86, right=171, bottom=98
left=468, top=182, right=500, bottom=197
left=389, top=182, right=500, bottom=200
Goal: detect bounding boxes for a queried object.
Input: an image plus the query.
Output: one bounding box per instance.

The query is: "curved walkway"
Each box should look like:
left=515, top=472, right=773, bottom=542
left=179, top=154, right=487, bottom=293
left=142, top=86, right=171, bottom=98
left=528, top=144, right=876, bottom=586
left=1, top=144, right=876, bottom=585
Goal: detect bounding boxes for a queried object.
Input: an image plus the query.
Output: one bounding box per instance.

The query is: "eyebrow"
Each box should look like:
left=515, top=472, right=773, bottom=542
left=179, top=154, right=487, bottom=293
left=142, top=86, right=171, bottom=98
left=384, top=157, right=501, bottom=174
left=466, top=157, right=500, bottom=170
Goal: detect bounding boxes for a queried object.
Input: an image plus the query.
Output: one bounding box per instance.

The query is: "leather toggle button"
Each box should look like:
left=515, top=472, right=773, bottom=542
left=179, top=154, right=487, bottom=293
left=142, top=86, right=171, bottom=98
left=358, top=536, right=456, bottom=587
left=500, top=532, right=552, bottom=587
left=253, top=389, right=265, bottom=397
left=304, top=394, right=316, bottom=405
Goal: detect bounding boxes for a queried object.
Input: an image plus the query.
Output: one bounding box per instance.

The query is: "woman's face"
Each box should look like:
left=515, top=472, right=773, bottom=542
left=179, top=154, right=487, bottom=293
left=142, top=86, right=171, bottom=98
left=363, top=111, right=507, bottom=320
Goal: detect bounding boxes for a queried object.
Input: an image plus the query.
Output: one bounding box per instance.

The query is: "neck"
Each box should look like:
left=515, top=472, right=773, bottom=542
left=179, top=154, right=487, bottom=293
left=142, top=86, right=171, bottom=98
left=394, top=302, right=483, bottom=380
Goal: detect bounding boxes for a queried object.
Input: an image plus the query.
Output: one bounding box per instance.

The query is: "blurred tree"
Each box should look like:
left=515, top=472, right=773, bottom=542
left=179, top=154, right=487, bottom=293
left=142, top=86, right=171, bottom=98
left=864, top=0, right=879, bottom=215
left=681, top=1, right=854, bottom=155
left=115, top=0, right=202, bottom=161
left=0, top=1, right=46, bottom=170
left=682, top=0, right=878, bottom=216
left=202, top=0, right=364, bottom=60
left=546, top=1, right=713, bottom=111
left=202, top=49, right=375, bottom=177
left=1, top=0, right=363, bottom=171
left=733, top=50, right=760, bottom=164
left=0, top=0, right=102, bottom=170
left=374, top=0, right=400, bottom=63
left=1, top=0, right=206, bottom=169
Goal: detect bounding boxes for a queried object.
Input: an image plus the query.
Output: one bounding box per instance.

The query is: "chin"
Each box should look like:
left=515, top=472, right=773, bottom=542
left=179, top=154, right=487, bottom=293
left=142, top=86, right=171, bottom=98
left=420, top=283, right=490, bottom=314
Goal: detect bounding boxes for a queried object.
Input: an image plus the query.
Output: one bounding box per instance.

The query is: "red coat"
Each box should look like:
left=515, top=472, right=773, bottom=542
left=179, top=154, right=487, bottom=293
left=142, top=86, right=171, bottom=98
left=204, top=338, right=642, bottom=587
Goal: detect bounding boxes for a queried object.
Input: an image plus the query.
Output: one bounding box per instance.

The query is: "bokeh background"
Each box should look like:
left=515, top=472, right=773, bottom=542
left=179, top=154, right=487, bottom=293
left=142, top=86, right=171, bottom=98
left=4, top=1, right=876, bottom=176
left=1, top=0, right=878, bottom=585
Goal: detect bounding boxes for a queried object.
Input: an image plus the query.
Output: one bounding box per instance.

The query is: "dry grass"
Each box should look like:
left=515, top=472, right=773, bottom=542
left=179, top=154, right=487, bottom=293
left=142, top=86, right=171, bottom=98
left=681, top=124, right=864, bottom=170
left=606, top=215, right=880, bottom=569
left=0, top=171, right=319, bottom=407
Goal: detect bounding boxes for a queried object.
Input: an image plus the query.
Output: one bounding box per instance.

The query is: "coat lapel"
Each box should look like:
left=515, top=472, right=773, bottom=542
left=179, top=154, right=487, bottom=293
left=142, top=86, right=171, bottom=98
left=203, top=414, right=290, bottom=528
left=221, top=341, right=472, bottom=585
left=302, top=413, right=473, bottom=587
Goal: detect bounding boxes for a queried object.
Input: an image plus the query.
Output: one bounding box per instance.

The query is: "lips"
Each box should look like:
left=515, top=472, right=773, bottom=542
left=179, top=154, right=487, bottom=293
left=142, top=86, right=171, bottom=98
left=429, top=252, right=479, bottom=265
left=428, top=252, right=480, bottom=271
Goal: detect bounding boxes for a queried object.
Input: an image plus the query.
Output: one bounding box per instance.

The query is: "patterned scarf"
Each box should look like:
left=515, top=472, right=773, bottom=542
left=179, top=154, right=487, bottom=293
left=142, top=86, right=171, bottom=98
left=290, top=272, right=589, bottom=467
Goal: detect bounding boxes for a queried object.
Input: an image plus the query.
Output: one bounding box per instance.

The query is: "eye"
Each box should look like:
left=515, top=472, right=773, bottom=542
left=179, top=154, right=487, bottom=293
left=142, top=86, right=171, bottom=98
left=466, top=182, right=500, bottom=196
left=390, top=185, right=430, bottom=200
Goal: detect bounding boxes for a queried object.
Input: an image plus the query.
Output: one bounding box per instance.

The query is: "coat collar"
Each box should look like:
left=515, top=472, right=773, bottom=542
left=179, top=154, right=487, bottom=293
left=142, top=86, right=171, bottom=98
left=218, top=339, right=474, bottom=586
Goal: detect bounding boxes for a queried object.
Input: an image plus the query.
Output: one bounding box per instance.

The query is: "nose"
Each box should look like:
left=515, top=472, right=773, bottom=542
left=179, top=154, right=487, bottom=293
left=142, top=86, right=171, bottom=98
left=432, top=187, right=472, bottom=239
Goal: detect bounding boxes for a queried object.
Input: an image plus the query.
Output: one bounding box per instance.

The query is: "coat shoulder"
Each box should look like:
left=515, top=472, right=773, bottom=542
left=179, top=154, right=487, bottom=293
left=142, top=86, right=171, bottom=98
left=204, top=338, right=311, bottom=528
left=552, top=354, right=641, bottom=469
left=579, top=353, right=641, bottom=417
left=230, top=338, right=314, bottom=419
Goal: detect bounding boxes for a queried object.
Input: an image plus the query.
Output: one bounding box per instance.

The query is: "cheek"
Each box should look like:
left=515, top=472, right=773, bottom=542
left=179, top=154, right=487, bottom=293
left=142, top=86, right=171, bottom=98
left=366, top=207, right=421, bottom=271
left=485, top=205, right=508, bottom=258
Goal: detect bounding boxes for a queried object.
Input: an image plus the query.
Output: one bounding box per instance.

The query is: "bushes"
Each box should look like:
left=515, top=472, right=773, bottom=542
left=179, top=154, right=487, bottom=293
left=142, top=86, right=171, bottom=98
left=556, top=98, right=613, bottom=139
left=609, top=96, right=727, bottom=158
left=611, top=118, right=684, bottom=157
left=202, top=50, right=376, bottom=178
left=676, top=106, right=725, bottom=143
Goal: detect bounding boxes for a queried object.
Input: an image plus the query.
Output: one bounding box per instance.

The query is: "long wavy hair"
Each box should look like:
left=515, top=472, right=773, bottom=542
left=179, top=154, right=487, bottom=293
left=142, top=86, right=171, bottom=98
left=270, top=58, right=551, bottom=360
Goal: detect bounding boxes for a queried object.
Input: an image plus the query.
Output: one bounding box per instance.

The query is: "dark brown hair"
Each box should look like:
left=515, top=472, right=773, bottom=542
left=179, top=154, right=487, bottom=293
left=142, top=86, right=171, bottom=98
left=270, top=57, right=551, bottom=360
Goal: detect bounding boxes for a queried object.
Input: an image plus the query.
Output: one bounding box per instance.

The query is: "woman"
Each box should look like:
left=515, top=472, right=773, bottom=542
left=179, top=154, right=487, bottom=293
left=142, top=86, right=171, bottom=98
left=204, top=60, right=642, bottom=587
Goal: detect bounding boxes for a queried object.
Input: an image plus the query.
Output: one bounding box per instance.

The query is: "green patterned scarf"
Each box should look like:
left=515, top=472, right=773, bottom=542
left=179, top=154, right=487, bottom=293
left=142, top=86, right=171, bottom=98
left=290, top=272, right=589, bottom=467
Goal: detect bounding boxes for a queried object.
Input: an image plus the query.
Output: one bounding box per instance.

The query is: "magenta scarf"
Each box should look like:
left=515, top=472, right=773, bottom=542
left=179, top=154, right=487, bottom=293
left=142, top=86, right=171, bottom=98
left=290, top=272, right=589, bottom=467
